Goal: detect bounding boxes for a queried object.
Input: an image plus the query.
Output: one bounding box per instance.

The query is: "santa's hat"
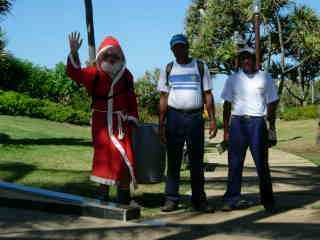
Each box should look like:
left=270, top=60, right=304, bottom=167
left=96, top=36, right=125, bottom=61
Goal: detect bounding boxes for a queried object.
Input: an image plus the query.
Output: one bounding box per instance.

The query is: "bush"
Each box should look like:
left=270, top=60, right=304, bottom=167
left=0, top=57, right=91, bottom=113
left=0, top=90, right=90, bottom=125
left=279, top=105, right=318, bottom=121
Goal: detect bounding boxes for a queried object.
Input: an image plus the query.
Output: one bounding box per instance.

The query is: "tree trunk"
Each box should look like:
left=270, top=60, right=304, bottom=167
left=276, top=14, right=285, bottom=97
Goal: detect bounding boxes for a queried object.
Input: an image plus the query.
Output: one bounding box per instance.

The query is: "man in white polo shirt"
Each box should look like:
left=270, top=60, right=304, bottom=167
left=221, top=47, right=279, bottom=213
left=158, top=34, right=217, bottom=212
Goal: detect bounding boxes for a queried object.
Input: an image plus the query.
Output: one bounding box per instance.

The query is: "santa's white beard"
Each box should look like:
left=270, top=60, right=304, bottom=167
left=100, top=61, right=124, bottom=77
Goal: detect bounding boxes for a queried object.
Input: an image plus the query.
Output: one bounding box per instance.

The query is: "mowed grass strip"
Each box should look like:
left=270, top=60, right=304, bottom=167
left=276, top=119, right=320, bottom=166
left=0, top=115, right=192, bottom=217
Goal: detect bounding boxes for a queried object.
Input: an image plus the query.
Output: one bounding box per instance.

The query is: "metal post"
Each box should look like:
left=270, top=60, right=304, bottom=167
left=253, top=0, right=261, bottom=71
left=254, top=13, right=261, bottom=70
left=84, top=0, right=96, bottom=66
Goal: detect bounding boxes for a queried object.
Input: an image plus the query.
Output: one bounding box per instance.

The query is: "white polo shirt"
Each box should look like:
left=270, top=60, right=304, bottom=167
left=157, top=59, right=212, bottom=110
left=221, top=70, right=279, bottom=116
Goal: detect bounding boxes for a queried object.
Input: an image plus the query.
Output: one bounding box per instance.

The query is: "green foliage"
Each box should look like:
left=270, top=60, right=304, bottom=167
left=0, top=0, right=12, bottom=67
left=185, top=0, right=320, bottom=105
left=135, top=69, right=160, bottom=122
left=185, top=0, right=253, bottom=74
left=138, top=107, right=158, bottom=124
left=0, top=90, right=90, bottom=125
left=0, top=0, right=12, bottom=16
left=0, top=56, right=91, bottom=112
left=279, top=105, right=318, bottom=121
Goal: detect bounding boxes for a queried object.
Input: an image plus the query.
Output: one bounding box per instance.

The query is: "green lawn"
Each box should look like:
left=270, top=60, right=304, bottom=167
left=0, top=115, right=192, bottom=217
left=0, top=115, right=319, bottom=217
left=276, top=119, right=320, bottom=166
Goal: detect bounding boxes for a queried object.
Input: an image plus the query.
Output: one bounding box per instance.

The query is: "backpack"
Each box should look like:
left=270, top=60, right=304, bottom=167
left=165, top=59, right=205, bottom=97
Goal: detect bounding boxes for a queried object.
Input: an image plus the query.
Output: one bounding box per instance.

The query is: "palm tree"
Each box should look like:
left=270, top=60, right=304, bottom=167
left=0, top=0, right=12, bottom=16
left=0, top=0, right=12, bottom=65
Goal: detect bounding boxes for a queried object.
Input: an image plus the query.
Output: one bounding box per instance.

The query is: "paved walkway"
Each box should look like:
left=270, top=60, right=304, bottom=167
left=0, top=134, right=319, bottom=239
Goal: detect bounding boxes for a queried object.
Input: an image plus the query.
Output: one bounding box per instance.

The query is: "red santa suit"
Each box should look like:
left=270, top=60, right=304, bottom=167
left=66, top=36, right=138, bottom=188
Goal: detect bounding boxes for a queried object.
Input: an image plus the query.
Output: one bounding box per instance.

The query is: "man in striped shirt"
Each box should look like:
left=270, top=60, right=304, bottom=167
left=157, top=34, right=217, bottom=212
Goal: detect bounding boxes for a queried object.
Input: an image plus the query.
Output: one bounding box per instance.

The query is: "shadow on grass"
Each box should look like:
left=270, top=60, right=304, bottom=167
left=0, top=162, right=36, bottom=182
left=0, top=133, right=91, bottom=146
left=278, top=136, right=303, bottom=143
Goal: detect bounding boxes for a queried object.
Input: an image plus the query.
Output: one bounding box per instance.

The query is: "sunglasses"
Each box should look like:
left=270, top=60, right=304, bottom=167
left=101, top=53, right=121, bottom=61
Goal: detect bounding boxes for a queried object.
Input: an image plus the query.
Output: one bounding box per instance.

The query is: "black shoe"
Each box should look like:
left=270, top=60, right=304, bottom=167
left=117, top=188, right=131, bottom=205
left=192, top=201, right=215, bottom=213
left=264, top=203, right=277, bottom=214
left=161, top=200, right=179, bottom=212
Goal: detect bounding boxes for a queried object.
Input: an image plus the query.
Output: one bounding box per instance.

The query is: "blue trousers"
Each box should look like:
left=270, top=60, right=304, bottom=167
left=165, top=108, right=206, bottom=204
left=224, top=116, right=274, bottom=207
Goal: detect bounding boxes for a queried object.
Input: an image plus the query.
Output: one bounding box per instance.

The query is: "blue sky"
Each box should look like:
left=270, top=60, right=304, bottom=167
left=2, top=0, right=320, bottom=102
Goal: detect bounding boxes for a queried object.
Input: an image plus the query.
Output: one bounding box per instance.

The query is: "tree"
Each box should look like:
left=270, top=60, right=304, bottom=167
left=281, top=6, right=320, bottom=106
left=185, top=0, right=252, bottom=75
left=185, top=0, right=320, bottom=102
left=135, top=69, right=160, bottom=122
left=0, top=0, right=12, bottom=65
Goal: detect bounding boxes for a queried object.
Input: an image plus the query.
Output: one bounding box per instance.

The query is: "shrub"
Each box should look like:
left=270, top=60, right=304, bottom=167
left=0, top=57, right=91, bottom=113
left=0, top=90, right=90, bottom=125
left=279, top=105, right=318, bottom=121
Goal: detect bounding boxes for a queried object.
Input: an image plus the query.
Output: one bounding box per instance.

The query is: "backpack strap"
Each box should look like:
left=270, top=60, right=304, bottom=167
left=165, top=61, right=174, bottom=87
left=196, top=60, right=205, bottom=111
left=196, top=60, right=204, bottom=95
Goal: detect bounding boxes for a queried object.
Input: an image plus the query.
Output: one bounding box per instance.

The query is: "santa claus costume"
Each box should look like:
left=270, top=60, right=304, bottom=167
left=67, top=36, right=138, bottom=202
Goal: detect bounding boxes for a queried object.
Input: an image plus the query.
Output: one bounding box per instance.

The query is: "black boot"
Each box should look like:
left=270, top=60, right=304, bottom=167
left=116, top=188, right=131, bottom=205
left=97, top=185, right=109, bottom=202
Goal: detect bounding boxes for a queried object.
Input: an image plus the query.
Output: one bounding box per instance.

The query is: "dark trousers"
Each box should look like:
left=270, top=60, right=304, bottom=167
left=165, top=108, right=206, bottom=205
left=223, top=116, right=274, bottom=207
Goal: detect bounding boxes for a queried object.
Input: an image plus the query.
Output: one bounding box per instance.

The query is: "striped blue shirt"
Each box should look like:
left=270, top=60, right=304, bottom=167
left=157, top=59, right=212, bottom=110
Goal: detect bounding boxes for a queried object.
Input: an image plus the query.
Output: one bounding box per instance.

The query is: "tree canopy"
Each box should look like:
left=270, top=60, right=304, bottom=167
left=185, top=0, right=320, bottom=104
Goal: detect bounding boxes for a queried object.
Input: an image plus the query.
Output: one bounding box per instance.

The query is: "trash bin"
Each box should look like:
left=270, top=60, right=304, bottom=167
left=132, top=123, right=166, bottom=184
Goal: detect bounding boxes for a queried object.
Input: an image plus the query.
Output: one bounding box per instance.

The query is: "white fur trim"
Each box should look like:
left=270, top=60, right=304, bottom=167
left=96, top=45, right=114, bottom=60
left=128, top=116, right=139, bottom=126
left=106, top=66, right=138, bottom=190
left=68, top=53, right=80, bottom=69
left=90, top=175, right=119, bottom=186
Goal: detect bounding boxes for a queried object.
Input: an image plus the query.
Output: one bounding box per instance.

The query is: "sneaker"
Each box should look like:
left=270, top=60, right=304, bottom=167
left=221, top=203, right=233, bottom=212
left=161, top=200, right=179, bottom=212
left=221, top=199, right=252, bottom=211
left=129, top=200, right=141, bottom=208
left=192, top=201, right=215, bottom=213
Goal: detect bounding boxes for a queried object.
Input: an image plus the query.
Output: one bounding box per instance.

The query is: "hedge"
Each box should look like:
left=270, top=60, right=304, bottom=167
left=0, top=90, right=90, bottom=125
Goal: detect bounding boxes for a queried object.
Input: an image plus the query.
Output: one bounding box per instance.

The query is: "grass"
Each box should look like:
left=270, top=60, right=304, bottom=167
left=276, top=119, right=320, bottom=166
left=0, top=115, right=319, bottom=217
left=0, top=115, right=192, bottom=218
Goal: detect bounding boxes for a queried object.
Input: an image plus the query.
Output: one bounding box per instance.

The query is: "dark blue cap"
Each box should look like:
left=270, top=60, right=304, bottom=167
left=170, top=34, right=188, bottom=48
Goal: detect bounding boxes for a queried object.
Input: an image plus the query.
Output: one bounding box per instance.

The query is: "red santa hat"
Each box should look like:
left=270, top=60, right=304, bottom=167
left=96, top=36, right=125, bottom=61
